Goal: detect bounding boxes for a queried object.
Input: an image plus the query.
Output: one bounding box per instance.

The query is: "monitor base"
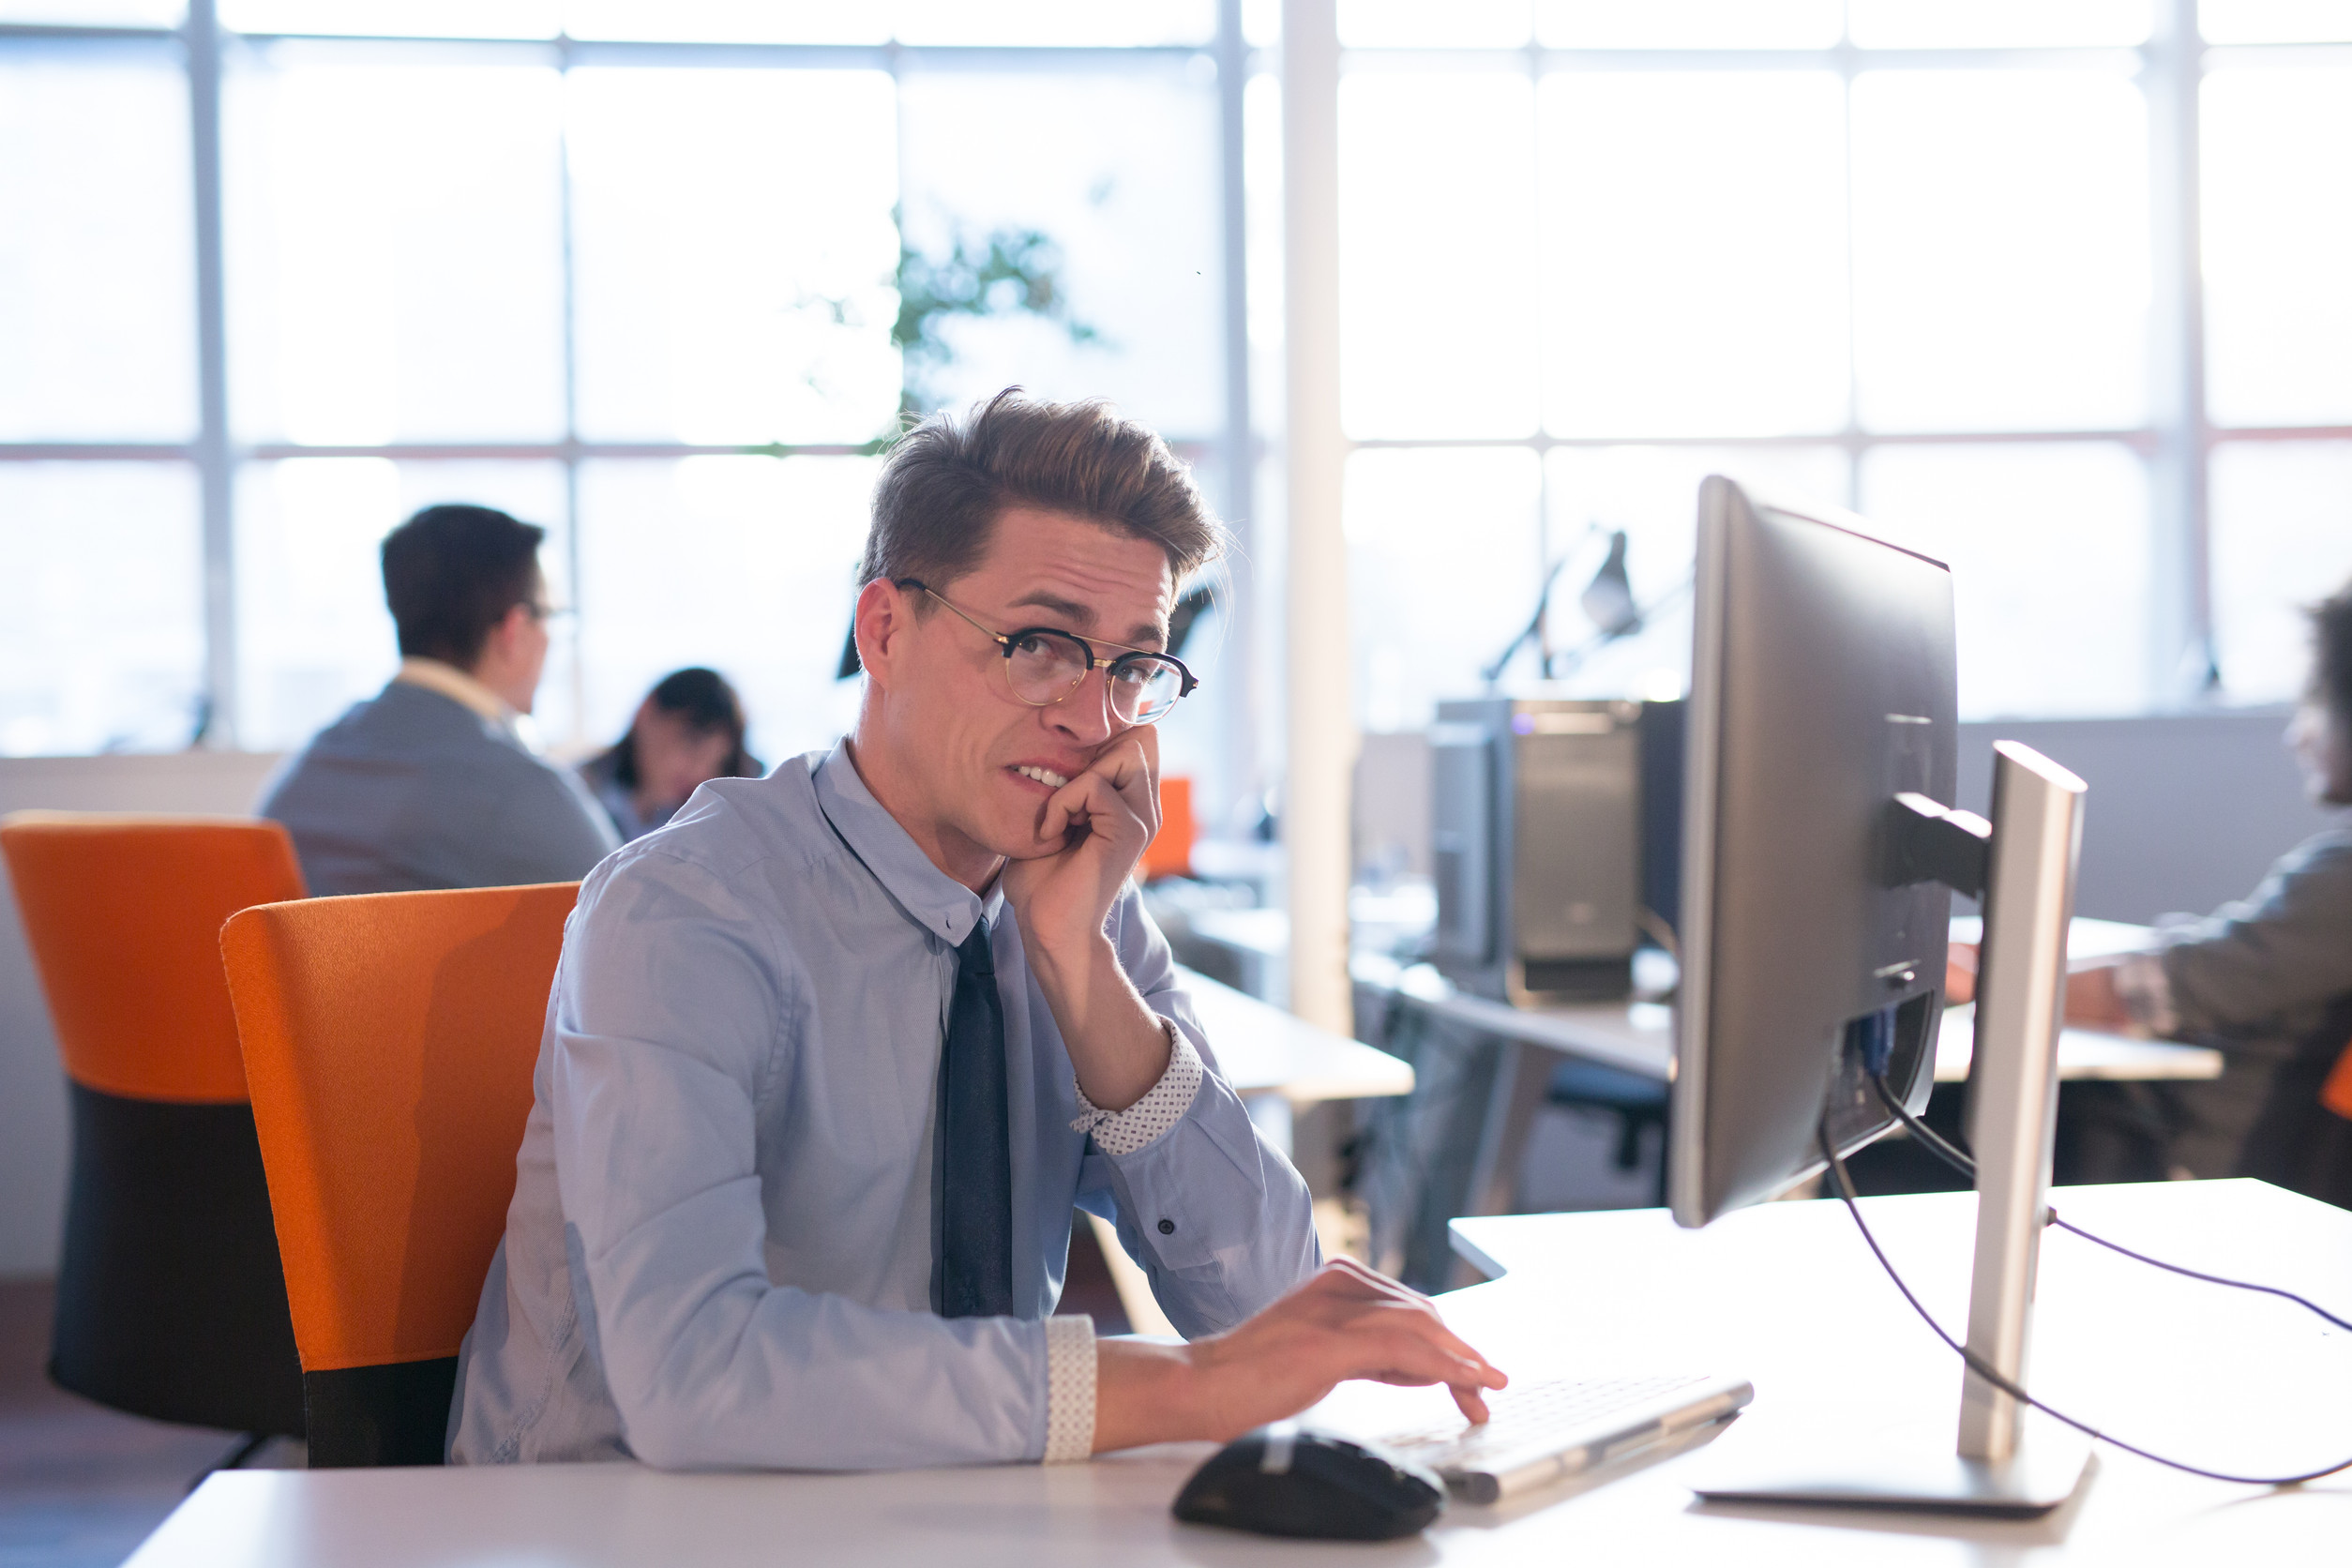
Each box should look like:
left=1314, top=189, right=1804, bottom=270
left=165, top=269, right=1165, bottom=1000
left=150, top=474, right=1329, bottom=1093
left=1691, top=1425, right=2092, bottom=1518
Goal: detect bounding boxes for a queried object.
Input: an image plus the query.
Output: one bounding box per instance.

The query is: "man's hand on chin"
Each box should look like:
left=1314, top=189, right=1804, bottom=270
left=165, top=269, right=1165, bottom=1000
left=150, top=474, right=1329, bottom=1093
left=1001, top=726, right=1159, bottom=961
left=1090, top=1259, right=1511, bottom=1455
left=999, top=728, right=1175, bottom=1111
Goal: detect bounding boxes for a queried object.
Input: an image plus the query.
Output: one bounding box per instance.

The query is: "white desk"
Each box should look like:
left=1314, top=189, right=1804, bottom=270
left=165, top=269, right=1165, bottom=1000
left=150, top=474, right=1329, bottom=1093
left=1183, top=964, right=1414, bottom=1106
left=127, top=1181, right=2352, bottom=1566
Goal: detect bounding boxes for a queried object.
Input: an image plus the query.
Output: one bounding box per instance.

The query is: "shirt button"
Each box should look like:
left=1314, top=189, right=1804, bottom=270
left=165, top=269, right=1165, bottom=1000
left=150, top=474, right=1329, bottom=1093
left=1157, top=1219, right=1176, bottom=1235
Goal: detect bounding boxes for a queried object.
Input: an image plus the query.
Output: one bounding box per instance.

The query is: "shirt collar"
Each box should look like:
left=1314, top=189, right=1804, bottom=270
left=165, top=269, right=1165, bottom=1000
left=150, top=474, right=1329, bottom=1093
left=812, top=741, right=1004, bottom=948
left=397, top=656, right=513, bottom=725
left=395, top=657, right=539, bottom=750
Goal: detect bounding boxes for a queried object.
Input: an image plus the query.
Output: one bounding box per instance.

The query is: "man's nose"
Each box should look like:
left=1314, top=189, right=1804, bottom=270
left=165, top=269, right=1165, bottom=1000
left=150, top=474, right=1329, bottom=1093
left=1048, top=667, right=1123, bottom=745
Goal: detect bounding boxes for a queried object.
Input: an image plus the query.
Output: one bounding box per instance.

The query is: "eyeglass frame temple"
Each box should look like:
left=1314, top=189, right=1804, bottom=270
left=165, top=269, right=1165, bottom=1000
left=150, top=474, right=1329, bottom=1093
left=892, top=578, right=1199, bottom=703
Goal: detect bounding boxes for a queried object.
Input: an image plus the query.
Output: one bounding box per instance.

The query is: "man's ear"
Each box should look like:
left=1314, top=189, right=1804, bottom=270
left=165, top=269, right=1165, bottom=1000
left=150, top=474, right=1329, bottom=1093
left=471, top=602, right=531, bottom=677
left=851, top=578, right=909, bottom=689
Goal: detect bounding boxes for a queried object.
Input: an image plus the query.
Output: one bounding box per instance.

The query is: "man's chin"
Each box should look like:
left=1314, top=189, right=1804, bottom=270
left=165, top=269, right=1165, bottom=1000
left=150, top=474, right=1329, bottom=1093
left=980, top=810, right=1071, bottom=863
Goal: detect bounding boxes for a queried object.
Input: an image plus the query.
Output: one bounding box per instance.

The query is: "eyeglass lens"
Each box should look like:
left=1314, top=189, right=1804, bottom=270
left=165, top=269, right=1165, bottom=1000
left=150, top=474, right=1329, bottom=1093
left=1004, top=631, right=1184, bottom=723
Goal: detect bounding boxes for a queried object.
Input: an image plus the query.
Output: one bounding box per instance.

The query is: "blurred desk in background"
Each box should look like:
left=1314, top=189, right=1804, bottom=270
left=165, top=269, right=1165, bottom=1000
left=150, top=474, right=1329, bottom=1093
left=1181, top=964, right=1413, bottom=1109
left=1350, top=949, right=2222, bottom=1224
left=1097, top=968, right=1412, bottom=1333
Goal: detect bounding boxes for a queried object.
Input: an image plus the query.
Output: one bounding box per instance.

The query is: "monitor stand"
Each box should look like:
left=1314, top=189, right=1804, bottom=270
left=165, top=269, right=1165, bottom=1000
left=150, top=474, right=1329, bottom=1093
left=1694, top=741, right=2095, bottom=1517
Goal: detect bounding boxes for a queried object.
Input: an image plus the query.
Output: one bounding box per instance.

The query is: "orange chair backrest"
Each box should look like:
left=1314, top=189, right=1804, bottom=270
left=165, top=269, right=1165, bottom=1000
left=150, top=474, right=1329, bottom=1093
left=220, top=882, right=577, bottom=1373
left=2324, top=1038, right=2352, bottom=1123
left=1, top=812, right=307, bottom=1104
left=1139, top=775, right=1196, bottom=882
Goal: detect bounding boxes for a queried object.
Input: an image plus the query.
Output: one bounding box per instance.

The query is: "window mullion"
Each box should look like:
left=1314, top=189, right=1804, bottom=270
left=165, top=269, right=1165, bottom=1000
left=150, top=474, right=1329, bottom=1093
left=2146, top=0, right=2215, bottom=701
left=188, top=0, right=236, bottom=748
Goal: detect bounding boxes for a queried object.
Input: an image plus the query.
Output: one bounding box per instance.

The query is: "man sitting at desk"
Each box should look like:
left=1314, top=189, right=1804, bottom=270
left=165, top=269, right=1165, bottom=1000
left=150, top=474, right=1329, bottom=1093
left=449, top=391, right=1502, bottom=1469
left=261, top=504, right=619, bottom=894
left=2066, top=575, right=2352, bottom=1199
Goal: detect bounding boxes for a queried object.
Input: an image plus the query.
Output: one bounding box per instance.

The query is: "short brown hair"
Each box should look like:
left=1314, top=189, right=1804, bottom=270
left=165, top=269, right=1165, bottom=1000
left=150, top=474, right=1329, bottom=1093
left=381, top=504, right=544, bottom=668
left=2313, top=579, right=2352, bottom=730
left=858, top=389, right=1225, bottom=598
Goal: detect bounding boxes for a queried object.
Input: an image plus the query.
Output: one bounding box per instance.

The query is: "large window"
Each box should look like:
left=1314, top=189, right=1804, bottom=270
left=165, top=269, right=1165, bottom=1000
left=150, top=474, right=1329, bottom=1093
left=1334, top=1, right=2352, bottom=725
left=8, top=2, right=2351, bottom=769
left=2, top=1, right=1244, bottom=788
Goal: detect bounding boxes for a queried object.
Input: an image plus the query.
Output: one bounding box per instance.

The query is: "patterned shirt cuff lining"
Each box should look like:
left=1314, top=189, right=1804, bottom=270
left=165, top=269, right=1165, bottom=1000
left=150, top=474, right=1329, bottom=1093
left=1068, top=1022, right=1204, bottom=1157
left=1042, top=1314, right=1095, bottom=1465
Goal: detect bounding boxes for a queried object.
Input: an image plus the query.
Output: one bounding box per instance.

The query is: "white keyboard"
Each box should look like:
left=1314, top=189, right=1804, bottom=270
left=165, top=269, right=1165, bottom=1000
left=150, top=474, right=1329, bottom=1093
left=1376, top=1372, right=1754, bottom=1503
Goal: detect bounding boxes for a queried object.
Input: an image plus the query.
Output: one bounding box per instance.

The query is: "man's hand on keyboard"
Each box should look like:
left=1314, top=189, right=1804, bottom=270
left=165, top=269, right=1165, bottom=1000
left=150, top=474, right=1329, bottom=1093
left=1093, top=1258, right=1508, bottom=1452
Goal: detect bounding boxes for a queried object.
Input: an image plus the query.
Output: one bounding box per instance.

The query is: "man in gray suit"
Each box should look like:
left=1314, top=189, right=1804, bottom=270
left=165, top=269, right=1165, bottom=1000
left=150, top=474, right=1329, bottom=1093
left=2069, top=577, right=2352, bottom=1198
left=262, top=504, right=619, bottom=895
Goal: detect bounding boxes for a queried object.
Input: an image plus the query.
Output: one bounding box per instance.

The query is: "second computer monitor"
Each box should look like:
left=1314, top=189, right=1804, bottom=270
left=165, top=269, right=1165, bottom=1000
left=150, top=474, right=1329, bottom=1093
left=1669, top=475, right=1957, bottom=1228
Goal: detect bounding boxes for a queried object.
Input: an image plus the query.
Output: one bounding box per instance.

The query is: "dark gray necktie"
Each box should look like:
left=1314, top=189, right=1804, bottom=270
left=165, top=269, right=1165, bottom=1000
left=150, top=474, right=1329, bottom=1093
left=935, top=917, right=1014, bottom=1318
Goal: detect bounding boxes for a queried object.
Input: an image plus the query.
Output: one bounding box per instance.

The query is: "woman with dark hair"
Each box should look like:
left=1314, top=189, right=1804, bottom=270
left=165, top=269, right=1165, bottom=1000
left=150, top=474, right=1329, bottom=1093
left=580, top=668, right=762, bottom=843
left=2065, top=579, right=2352, bottom=1205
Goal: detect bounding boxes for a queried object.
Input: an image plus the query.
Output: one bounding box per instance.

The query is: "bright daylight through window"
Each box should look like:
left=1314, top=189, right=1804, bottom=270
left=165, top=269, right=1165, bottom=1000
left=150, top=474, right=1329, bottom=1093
left=1, top=0, right=2348, bottom=765
left=1334, top=0, right=2352, bottom=730
left=0, top=0, right=1234, bottom=781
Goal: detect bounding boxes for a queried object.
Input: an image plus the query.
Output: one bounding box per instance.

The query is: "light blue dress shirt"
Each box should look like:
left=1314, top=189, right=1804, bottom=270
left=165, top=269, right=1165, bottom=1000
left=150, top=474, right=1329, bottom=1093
left=447, top=742, right=1320, bottom=1470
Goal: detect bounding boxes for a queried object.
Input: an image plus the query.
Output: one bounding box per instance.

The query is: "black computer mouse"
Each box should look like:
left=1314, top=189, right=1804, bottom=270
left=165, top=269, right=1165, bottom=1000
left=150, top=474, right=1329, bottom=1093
left=1171, top=1423, right=1447, bottom=1541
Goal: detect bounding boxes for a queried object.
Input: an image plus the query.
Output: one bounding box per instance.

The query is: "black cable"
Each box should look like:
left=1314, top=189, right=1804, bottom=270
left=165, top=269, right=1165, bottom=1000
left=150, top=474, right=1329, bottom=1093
left=1866, top=1070, right=1979, bottom=1177
left=1817, top=1122, right=2352, bottom=1486
left=1864, top=1070, right=2352, bottom=1334
left=2045, top=1213, right=2352, bottom=1334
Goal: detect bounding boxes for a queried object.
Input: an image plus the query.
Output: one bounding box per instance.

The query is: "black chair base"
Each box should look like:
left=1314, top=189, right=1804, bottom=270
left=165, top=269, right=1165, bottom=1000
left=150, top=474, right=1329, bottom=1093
left=50, top=1082, right=306, bottom=1439
left=305, top=1359, right=459, bottom=1467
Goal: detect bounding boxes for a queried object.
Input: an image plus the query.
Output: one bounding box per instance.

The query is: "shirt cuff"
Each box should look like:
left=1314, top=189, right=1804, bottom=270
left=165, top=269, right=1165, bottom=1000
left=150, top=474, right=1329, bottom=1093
left=1042, top=1314, right=1095, bottom=1464
left=1067, top=1019, right=1204, bottom=1157
left=2113, top=952, right=2178, bottom=1036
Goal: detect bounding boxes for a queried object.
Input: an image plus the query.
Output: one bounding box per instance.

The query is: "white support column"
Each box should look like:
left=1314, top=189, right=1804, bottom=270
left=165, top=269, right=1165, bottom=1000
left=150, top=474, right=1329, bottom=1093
left=188, top=0, right=236, bottom=747
left=2145, top=0, right=2214, bottom=701
left=1214, top=0, right=1258, bottom=834
left=1281, top=0, right=1352, bottom=1033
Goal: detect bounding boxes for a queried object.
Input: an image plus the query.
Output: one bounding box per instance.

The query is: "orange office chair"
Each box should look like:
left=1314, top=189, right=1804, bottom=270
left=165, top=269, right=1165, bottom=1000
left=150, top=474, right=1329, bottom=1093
left=0, top=813, right=309, bottom=1454
left=2325, top=1038, right=2352, bottom=1123
left=219, top=882, right=576, bottom=1467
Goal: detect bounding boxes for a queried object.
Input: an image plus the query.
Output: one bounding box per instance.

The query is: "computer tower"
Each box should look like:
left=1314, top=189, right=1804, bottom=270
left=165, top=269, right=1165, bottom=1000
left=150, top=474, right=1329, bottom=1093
left=1430, top=697, right=1683, bottom=1005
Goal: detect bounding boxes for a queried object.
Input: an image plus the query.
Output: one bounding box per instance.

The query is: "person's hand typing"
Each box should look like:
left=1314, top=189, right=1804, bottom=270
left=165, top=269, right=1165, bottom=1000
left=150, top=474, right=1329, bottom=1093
left=2064, top=958, right=2135, bottom=1030
left=1092, top=1258, right=1509, bottom=1454
left=1945, top=940, right=1980, bottom=1006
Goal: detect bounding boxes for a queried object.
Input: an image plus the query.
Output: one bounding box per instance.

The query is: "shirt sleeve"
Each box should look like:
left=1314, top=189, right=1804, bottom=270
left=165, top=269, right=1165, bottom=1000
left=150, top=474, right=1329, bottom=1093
left=1041, top=1316, right=1096, bottom=1463
left=2113, top=952, right=2179, bottom=1036
left=2153, top=832, right=2352, bottom=1037
left=1068, top=1021, right=1205, bottom=1156
left=549, top=850, right=1060, bottom=1471
left=1074, top=888, right=1322, bottom=1341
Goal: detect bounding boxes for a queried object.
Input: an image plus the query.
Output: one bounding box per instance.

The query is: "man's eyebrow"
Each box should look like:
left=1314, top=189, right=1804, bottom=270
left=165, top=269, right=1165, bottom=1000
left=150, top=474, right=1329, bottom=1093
left=1009, top=591, right=1168, bottom=650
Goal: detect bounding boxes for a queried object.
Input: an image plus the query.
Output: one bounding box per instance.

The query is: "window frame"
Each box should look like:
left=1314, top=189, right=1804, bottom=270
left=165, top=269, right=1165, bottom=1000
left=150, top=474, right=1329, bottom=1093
left=8, top=1, right=2352, bottom=752
left=0, top=0, right=1257, bottom=756
left=1330, top=2, right=2352, bottom=716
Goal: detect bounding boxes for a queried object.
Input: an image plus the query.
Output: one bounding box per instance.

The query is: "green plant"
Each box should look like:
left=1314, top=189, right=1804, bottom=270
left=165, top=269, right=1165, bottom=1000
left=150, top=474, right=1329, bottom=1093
left=891, top=217, right=1101, bottom=420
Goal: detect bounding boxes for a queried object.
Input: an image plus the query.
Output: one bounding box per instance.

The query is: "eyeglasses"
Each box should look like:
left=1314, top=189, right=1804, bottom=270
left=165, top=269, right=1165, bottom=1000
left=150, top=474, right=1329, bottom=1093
left=518, top=600, right=574, bottom=624
left=897, top=578, right=1198, bottom=726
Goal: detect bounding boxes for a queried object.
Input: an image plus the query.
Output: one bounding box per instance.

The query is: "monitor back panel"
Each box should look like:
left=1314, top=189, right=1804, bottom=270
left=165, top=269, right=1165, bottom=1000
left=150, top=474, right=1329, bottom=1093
left=1672, top=476, right=1956, bottom=1226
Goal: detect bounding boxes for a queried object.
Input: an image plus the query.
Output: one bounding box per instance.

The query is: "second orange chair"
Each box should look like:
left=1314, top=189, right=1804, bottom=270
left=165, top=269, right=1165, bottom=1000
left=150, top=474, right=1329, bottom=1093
left=1, top=812, right=308, bottom=1454
left=220, top=881, right=577, bottom=1466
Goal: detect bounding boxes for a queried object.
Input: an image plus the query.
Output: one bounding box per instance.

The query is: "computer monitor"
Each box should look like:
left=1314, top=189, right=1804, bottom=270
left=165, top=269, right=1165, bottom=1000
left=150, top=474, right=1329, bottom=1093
left=1667, top=475, right=2091, bottom=1514
left=1667, top=476, right=1955, bottom=1228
